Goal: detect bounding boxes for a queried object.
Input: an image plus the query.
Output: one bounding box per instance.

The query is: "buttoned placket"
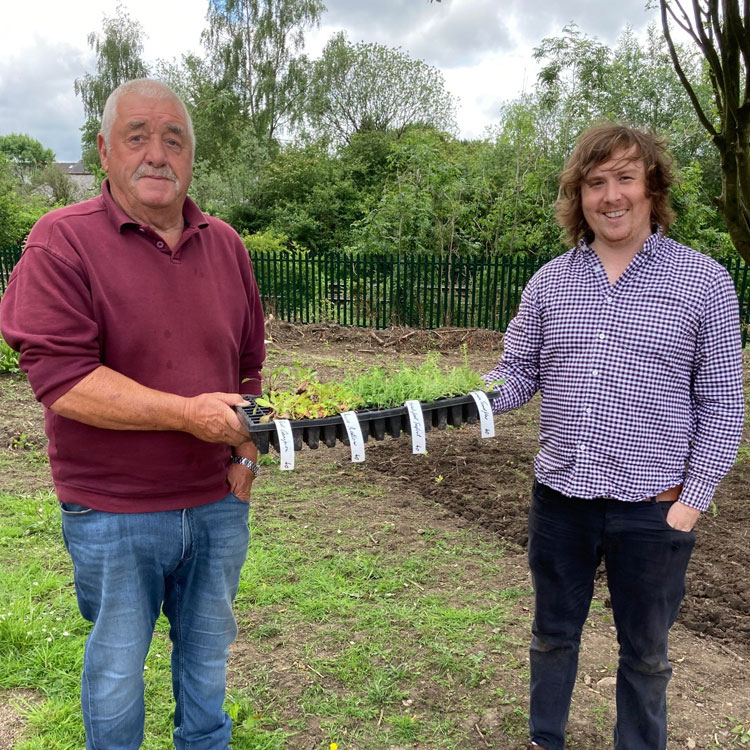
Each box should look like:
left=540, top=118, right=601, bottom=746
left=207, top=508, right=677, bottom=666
left=577, top=251, right=621, bottom=464
left=576, top=246, right=654, bottom=466
left=136, top=223, right=200, bottom=263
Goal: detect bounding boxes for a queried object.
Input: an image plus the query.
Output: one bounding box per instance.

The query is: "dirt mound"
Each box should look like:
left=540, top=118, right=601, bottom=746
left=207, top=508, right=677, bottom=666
left=266, top=318, right=505, bottom=354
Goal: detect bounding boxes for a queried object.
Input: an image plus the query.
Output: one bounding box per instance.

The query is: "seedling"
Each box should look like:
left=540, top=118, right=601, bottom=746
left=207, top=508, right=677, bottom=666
left=255, top=353, right=485, bottom=420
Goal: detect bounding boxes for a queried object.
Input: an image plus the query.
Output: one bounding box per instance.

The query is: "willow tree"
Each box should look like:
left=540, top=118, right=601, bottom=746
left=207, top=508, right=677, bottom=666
left=202, top=0, right=323, bottom=143
left=307, top=33, right=457, bottom=144
left=74, top=5, right=149, bottom=169
left=658, top=0, right=750, bottom=261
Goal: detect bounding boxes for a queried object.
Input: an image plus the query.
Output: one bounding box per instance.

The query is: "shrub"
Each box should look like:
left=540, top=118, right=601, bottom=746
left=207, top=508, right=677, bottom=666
left=0, top=337, right=20, bottom=374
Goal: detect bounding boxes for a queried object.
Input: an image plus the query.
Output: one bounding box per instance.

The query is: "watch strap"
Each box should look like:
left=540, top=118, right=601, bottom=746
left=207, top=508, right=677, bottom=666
left=230, top=455, right=261, bottom=477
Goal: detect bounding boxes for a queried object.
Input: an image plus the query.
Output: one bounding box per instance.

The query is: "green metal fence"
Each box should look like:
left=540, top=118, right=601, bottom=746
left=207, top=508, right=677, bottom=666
left=0, top=244, right=21, bottom=294
left=250, top=250, right=750, bottom=345
left=2, top=244, right=750, bottom=345
left=721, top=255, right=750, bottom=346
left=250, top=251, right=555, bottom=331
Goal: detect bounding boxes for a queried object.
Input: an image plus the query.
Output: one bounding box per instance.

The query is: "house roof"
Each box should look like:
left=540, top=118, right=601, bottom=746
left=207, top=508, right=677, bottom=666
left=54, top=160, right=91, bottom=175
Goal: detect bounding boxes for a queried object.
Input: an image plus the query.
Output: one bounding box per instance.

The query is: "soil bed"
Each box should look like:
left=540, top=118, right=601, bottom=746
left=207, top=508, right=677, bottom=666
left=268, top=320, right=750, bottom=653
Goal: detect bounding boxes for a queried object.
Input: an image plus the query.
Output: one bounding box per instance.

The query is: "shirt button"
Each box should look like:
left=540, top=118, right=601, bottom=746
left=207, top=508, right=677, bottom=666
left=591, top=369, right=599, bottom=376
left=598, top=332, right=605, bottom=340
left=586, top=407, right=593, bottom=414
left=579, top=444, right=587, bottom=451
left=156, top=241, right=165, bottom=248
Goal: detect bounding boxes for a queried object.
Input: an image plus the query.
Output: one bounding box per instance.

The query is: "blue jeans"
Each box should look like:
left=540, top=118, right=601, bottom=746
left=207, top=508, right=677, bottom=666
left=60, top=493, right=250, bottom=750
left=527, top=481, right=695, bottom=750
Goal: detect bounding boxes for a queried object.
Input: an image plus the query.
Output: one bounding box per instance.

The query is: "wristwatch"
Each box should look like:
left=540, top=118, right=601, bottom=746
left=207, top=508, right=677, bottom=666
left=230, top=455, right=261, bottom=478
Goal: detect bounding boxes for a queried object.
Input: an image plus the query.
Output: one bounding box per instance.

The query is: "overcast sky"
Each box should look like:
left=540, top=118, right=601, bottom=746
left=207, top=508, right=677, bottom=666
left=0, top=0, right=659, bottom=162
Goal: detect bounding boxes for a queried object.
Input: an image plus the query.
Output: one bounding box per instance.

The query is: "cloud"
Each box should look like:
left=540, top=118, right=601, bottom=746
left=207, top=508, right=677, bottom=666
left=319, top=0, right=511, bottom=67
left=404, top=0, right=512, bottom=67
left=508, top=0, right=659, bottom=45
left=0, top=38, right=91, bottom=161
left=317, top=0, right=657, bottom=71
left=319, top=0, right=428, bottom=37
left=311, top=0, right=661, bottom=137
left=443, top=47, right=539, bottom=138
left=1, top=0, right=665, bottom=155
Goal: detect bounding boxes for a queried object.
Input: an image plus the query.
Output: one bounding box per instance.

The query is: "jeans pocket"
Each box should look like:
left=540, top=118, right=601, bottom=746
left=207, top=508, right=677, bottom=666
left=226, top=491, right=251, bottom=506
left=59, top=502, right=93, bottom=515
left=532, top=480, right=566, bottom=505
left=656, top=500, right=695, bottom=538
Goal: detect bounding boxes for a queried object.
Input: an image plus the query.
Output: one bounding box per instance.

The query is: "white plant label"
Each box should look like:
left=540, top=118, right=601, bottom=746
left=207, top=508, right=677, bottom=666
left=405, top=399, right=427, bottom=454
left=341, top=411, right=365, bottom=463
left=470, top=391, right=495, bottom=438
left=275, top=419, right=295, bottom=470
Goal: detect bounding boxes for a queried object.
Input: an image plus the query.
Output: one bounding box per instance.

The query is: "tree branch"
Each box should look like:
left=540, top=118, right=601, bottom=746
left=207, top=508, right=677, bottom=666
left=660, top=1, right=720, bottom=137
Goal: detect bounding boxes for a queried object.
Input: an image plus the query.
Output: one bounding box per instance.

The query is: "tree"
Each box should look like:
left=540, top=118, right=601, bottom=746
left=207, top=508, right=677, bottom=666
left=0, top=154, right=49, bottom=248
left=38, top=164, right=82, bottom=206
left=533, top=23, right=612, bottom=154
left=658, top=0, right=750, bottom=261
left=202, top=0, right=323, bottom=143
left=348, top=127, right=498, bottom=257
left=488, top=99, right=566, bottom=254
left=74, top=4, right=149, bottom=168
left=0, top=133, right=55, bottom=181
left=157, top=53, right=250, bottom=169
left=531, top=23, right=713, bottom=161
left=307, top=33, right=457, bottom=144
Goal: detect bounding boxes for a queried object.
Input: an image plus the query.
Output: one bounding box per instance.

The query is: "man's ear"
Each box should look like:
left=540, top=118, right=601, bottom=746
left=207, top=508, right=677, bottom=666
left=97, top=133, right=109, bottom=173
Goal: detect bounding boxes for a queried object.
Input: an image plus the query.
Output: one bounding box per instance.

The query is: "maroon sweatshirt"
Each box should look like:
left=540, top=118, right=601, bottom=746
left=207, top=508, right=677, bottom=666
left=0, top=182, right=265, bottom=512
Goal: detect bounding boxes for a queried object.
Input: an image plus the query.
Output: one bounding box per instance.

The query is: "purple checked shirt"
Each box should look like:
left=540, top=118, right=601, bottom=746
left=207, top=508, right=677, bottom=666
left=483, top=233, right=744, bottom=512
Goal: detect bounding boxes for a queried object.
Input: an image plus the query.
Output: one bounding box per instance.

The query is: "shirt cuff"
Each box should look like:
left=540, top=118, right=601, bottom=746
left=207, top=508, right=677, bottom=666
left=679, top=475, right=717, bottom=513
left=482, top=372, right=505, bottom=414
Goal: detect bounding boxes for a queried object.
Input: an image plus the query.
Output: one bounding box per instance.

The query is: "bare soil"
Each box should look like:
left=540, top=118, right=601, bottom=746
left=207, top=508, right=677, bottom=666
left=266, top=321, right=750, bottom=748
left=268, top=319, right=750, bottom=653
left=1, top=320, right=748, bottom=749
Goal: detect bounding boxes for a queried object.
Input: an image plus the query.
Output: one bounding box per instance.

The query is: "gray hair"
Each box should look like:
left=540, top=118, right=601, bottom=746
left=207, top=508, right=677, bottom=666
left=100, top=78, right=195, bottom=156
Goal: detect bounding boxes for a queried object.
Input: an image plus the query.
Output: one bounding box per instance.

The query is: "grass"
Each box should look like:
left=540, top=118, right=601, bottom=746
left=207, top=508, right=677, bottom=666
left=0, top=454, right=534, bottom=749
left=4, top=347, right=748, bottom=748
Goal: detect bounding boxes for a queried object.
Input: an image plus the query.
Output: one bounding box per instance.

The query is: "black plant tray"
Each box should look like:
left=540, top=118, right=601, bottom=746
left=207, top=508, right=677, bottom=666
left=235, top=390, right=502, bottom=454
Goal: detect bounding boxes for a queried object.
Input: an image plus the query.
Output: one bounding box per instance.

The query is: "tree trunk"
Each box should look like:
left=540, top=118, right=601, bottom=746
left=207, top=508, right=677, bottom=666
left=659, top=0, right=750, bottom=262
left=719, top=159, right=750, bottom=262
left=716, top=120, right=750, bottom=263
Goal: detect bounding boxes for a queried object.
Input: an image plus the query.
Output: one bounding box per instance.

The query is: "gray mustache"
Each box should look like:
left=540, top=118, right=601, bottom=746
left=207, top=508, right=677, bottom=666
left=133, top=166, right=177, bottom=182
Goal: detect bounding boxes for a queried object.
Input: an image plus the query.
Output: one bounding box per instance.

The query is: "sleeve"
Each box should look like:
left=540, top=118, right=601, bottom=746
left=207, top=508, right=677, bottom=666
left=482, top=275, right=543, bottom=414
left=680, top=266, right=745, bottom=512
left=237, top=245, right=266, bottom=395
left=0, top=243, right=103, bottom=407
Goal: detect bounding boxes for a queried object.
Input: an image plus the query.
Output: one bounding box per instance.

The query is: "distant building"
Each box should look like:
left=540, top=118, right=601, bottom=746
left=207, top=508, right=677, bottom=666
left=55, top=160, right=97, bottom=193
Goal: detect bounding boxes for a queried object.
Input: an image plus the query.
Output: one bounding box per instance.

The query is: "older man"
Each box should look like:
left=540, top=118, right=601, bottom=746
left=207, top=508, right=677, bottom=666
left=484, top=124, right=744, bottom=749
left=0, top=79, right=265, bottom=748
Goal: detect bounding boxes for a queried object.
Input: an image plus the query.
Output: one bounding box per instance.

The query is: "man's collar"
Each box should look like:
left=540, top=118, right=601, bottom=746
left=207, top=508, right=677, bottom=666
left=640, top=230, right=663, bottom=255
left=182, top=193, right=210, bottom=229
left=576, top=229, right=664, bottom=256
left=100, top=179, right=210, bottom=233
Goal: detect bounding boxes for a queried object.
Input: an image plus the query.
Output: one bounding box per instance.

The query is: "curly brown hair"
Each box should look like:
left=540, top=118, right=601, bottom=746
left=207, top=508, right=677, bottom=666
left=556, top=123, right=675, bottom=246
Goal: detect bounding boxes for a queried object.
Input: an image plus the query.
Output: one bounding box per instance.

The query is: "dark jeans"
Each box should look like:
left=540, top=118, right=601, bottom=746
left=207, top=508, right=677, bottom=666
left=527, top=481, right=695, bottom=750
